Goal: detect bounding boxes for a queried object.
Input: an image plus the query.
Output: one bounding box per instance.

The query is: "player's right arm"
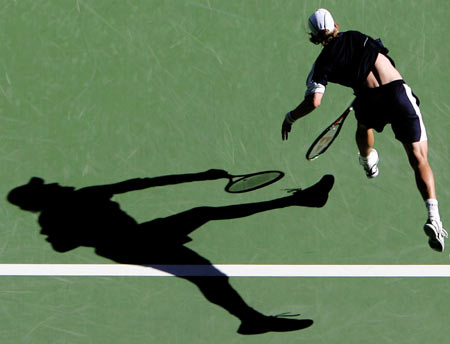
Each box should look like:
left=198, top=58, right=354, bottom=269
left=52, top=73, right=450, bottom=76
left=282, top=63, right=326, bottom=140
left=282, top=92, right=323, bottom=140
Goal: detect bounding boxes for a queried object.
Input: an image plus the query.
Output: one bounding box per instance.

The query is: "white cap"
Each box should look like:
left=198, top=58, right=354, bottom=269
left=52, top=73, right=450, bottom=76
left=308, top=8, right=335, bottom=35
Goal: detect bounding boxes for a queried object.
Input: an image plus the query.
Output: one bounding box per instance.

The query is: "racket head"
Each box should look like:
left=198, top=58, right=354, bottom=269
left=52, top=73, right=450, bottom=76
left=306, top=106, right=352, bottom=161
left=225, top=170, right=285, bottom=193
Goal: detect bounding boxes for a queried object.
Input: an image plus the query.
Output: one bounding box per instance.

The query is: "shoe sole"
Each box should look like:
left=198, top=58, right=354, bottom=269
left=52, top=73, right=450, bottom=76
left=424, top=224, right=444, bottom=252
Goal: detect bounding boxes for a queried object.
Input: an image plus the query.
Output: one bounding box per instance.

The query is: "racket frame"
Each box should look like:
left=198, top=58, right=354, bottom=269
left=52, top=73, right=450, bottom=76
left=224, top=170, right=285, bottom=193
left=306, top=104, right=354, bottom=161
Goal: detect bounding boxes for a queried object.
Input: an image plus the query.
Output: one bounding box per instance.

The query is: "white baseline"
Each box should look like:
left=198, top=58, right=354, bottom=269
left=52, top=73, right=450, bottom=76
left=0, top=264, right=449, bottom=277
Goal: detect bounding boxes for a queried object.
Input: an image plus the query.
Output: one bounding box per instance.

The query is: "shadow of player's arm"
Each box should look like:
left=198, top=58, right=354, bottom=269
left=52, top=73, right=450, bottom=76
left=79, top=169, right=229, bottom=196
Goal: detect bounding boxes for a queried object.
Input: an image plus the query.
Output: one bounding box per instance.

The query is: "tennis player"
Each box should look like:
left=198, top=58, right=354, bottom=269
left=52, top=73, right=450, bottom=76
left=281, top=8, right=447, bottom=252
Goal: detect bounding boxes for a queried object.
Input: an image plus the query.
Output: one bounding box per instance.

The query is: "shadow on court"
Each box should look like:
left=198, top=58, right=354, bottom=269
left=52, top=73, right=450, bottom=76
left=7, top=170, right=334, bottom=335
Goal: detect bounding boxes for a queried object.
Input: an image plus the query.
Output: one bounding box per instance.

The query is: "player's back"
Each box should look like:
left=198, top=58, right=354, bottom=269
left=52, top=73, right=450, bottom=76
left=314, top=31, right=389, bottom=92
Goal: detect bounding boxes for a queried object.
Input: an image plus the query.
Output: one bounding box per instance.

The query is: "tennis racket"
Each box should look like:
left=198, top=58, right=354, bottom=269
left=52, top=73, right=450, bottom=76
left=224, top=171, right=285, bottom=193
left=306, top=102, right=354, bottom=161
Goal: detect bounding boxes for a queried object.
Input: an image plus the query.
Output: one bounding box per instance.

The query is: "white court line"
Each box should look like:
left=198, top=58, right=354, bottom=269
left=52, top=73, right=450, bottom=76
left=0, top=264, right=449, bottom=277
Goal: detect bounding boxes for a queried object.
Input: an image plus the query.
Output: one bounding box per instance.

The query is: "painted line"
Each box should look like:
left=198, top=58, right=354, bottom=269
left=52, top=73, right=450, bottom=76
left=0, top=264, right=449, bottom=277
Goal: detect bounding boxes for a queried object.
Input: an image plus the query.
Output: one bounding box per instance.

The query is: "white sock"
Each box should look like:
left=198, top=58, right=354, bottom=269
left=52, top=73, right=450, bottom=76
left=426, top=199, right=440, bottom=222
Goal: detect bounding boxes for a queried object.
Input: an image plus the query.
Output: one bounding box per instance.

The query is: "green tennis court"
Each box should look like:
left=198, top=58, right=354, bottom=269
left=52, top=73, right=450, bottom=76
left=1, top=1, right=449, bottom=343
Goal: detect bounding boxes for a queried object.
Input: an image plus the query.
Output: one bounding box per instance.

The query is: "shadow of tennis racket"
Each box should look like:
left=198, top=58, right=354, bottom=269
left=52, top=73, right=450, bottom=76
left=224, top=171, right=285, bottom=193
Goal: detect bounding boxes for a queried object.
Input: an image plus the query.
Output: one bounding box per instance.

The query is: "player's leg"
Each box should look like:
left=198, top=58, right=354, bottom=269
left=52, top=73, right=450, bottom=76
left=402, top=141, right=435, bottom=201
left=355, top=122, right=374, bottom=156
left=355, top=122, right=379, bottom=178
left=353, top=88, right=386, bottom=179
left=402, top=141, right=447, bottom=251
left=391, top=81, right=448, bottom=251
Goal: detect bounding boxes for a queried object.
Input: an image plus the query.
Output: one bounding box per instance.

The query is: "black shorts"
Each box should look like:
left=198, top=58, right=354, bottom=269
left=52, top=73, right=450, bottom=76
left=353, top=80, right=427, bottom=143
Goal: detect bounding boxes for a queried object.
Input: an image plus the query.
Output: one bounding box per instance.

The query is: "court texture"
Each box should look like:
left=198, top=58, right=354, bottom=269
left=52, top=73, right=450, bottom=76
left=1, top=0, right=449, bottom=343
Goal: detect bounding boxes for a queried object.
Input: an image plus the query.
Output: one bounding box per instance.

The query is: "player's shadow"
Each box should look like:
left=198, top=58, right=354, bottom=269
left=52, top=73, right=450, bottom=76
left=7, top=169, right=334, bottom=335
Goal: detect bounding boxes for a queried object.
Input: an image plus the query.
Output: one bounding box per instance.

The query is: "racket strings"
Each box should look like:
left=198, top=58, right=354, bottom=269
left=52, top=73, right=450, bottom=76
left=226, top=171, right=284, bottom=193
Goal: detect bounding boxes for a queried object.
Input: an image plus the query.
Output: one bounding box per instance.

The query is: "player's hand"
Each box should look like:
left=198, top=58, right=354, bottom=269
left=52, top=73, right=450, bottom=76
left=282, top=119, right=292, bottom=141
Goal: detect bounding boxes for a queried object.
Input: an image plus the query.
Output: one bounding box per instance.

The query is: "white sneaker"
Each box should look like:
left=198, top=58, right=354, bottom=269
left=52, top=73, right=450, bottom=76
left=424, top=218, right=448, bottom=252
left=359, top=149, right=379, bottom=178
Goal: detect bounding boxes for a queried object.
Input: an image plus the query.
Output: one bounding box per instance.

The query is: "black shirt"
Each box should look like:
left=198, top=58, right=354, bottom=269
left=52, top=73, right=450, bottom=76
left=306, top=31, right=394, bottom=95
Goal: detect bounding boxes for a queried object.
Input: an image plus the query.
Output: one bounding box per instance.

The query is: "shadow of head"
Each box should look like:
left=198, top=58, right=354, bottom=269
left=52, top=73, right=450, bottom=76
left=7, top=177, right=102, bottom=252
left=7, top=177, right=75, bottom=212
